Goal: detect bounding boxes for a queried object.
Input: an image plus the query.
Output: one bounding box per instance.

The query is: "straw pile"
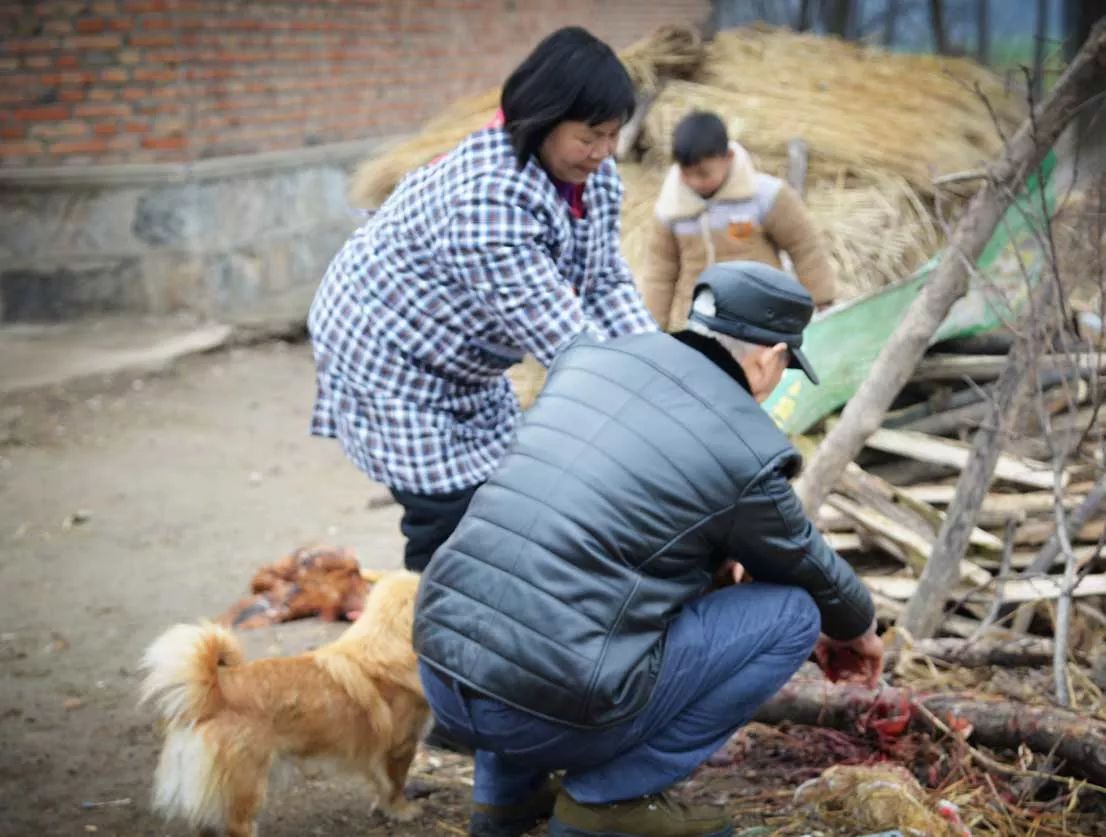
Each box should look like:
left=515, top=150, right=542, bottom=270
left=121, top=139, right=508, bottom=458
left=639, top=26, right=1024, bottom=196
left=614, top=161, right=942, bottom=299
left=624, top=25, right=1023, bottom=297
left=348, top=24, right=1023, bottom=302
left=617, top=22, right=704, bottom=94
left=347, top=86, right=501, bottom=213
left=348, top=24, right=1027, bottom=406
left=347, top=26, right=702, bottom=211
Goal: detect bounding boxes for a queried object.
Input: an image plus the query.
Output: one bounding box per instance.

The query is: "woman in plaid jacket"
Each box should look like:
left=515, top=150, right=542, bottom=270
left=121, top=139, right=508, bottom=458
left=308, top=27, right=656, bottom=572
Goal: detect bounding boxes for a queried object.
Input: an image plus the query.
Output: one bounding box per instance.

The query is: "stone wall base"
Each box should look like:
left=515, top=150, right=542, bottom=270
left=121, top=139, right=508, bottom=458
left=0, top=139, right=392, bottom=325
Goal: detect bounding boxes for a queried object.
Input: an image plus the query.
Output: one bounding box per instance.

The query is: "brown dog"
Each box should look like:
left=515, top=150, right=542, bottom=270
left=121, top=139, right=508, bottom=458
left=139, top=570, right=429, bottom=837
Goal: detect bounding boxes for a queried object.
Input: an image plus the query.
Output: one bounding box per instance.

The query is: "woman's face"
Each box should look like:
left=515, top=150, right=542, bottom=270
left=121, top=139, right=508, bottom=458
left=538, top=119, right=621, bottom=184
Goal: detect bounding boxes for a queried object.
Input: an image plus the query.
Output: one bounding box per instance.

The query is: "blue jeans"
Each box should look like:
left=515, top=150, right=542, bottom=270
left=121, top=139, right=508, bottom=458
left=419, top=582, right=820, bottom=805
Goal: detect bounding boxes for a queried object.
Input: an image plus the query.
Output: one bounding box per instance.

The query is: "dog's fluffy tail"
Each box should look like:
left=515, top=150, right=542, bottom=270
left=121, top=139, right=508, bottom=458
left=139, top=622, right=243, bottom=725
left=139, top=623, right=245, bottom=829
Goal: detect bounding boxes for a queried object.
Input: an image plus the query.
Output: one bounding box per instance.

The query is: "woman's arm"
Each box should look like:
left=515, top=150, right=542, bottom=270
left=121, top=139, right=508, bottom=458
left=446, top=193, right=597, bottom=367
left=580, top=173, right=659, bottom=338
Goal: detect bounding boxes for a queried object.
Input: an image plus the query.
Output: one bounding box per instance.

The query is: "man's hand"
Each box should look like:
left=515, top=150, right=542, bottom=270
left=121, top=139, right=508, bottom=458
left=712, top=560, right=753, bottom=589
left=813, top=622, right=884, bottom=688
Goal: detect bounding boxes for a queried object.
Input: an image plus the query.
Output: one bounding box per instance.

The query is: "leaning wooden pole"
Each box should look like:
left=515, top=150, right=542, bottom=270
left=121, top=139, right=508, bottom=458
left=898, top=271, right=1066, bottom=638
left=794, top=20, right=1106, bottom=516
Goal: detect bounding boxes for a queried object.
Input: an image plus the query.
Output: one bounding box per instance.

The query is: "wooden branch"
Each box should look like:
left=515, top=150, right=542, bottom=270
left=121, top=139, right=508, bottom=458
left=973, top=545, right=1100, bottom=572
left=865, top=428, right=1064, bottom=491
left=1049, top=404, right=1103, bottom=434
left=1010, top=476, right=1106, bottom=634
left=1032, top=0, right=1048, bottom=98
left=1019, top=475, right=1106, bottom=578
left=976, top=518, right=1017, bottom=635
left=902, top=485, right=1085, bottom=512
left=754, top=678, right=1106, bottom=785
left=912, top=353, right=1106, bottom=382
left=886, top=373, right=1087, bottom=437
left=1054, top=490, right=1079, bottom=706
left=873, top=591, right=981, bottom=638
left=815, top=504, right=854, bottom=532
left=870, top=459, right=958, bottom=486
left=824, top=531, right=863, bottom=552
left=932, top=332, right=1017, bottom=355
left=886, top=169, right=1092, bottom=641
left=887, top=636, right=1058, bottom=668
left=793, top=20, right=1106, bottom=514
left=1014, top=517, right=1106, bottom=546
left=864, top=572, right=1106, bottom=603
left=828, top=469, right=995, bottom=587
left=884, top=380, right=991, bottom=428
left=830, top=494, right=932, bottom=557
left=892, top=399, right=992, bottom=436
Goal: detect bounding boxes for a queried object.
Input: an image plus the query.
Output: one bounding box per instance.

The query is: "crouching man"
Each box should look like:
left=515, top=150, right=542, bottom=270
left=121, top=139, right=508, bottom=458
left=413, top=261, right=882, bottom=837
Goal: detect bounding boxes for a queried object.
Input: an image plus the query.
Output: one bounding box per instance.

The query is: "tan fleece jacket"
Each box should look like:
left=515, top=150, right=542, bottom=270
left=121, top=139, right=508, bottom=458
left=642, top=142, right=836, bottom=331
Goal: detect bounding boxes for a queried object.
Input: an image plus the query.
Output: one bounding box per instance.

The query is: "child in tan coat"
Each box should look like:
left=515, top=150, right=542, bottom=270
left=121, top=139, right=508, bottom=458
left=642, top=111, right=836, bottom=330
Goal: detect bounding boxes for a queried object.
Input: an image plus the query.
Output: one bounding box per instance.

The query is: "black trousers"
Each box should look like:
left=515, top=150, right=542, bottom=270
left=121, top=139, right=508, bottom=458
left=390, top=484, right=481, bottom=572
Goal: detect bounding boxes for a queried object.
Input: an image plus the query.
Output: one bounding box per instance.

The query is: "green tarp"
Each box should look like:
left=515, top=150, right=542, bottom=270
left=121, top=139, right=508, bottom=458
left=762, top=156, right=1057, bottom=435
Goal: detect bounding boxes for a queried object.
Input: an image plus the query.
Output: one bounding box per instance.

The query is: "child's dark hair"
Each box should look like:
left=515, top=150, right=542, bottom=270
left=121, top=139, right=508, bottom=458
left=501, top=27, right=635, bottom=167
left=672, top=111, right=729, bottom=167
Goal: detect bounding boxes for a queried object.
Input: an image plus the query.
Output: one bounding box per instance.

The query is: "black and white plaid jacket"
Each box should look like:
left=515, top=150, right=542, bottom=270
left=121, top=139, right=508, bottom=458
left=308, top=127, right=656, bottom=495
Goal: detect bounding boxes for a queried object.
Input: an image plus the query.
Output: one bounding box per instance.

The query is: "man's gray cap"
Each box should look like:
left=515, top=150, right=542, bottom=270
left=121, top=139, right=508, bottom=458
left=689, top=260, right=820, bottom=385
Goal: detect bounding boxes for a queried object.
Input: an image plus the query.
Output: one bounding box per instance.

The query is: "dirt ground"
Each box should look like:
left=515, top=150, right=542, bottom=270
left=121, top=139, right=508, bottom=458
left=0, top=340, right=790, bottom=837
left=0, top=341, right=462, bottom=836
left=5, top=339, right=1103, bottom=837
left=0, top=339, right=863, bottom=837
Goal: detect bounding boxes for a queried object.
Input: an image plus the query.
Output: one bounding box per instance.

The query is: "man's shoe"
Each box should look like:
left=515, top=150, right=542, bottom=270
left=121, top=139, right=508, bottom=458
left=469, top=775, right=561, bottom=836
left=548, top=789, right=733, bottom=837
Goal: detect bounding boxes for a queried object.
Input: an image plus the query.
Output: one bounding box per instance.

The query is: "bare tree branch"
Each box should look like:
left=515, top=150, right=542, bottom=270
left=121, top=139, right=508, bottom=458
left=794, top=20, right=1106, bottom=518
left=974, top=517, right=1018, bottom=636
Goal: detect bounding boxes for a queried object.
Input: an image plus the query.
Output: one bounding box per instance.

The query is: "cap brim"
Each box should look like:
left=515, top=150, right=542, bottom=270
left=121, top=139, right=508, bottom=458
left=789, top=346, right=820, bottom=385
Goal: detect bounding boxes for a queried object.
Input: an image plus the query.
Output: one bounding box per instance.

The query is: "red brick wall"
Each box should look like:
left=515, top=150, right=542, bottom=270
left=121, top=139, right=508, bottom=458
left=1, top=0, right=709, bottom=167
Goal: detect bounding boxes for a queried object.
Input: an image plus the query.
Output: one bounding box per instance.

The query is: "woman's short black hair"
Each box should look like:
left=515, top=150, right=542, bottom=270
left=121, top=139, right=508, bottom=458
left=673, top=111, right=730, bottom=167
left=501, top=27, right=635, bottom=166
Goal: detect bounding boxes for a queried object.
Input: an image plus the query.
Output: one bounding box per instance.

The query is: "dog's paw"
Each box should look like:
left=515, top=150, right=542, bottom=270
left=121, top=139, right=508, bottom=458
left=383, top=798, right=421, bottom=822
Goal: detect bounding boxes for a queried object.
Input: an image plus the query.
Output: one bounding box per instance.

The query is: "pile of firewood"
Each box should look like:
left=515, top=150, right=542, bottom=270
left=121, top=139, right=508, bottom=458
left=813, top=333, right=1106, bottom=644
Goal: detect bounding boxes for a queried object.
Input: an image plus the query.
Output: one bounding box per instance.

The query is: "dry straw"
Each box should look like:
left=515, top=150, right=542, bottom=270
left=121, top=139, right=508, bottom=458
left=347, top=27, right=703, bottom=210
left=348, top=24, right=1022, bottom=304
left=347, top=25, right=1026, bottom=406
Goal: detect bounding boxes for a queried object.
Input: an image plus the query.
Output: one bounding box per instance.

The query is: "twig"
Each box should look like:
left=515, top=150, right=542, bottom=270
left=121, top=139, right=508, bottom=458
left=1025, top=273, right=1084, bottom=708
left=1018, top=475, right=1106, bottom=578
left=1050, top=448, right=1079, bottom=707
left=974, top=517, right=1019, bottom=637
